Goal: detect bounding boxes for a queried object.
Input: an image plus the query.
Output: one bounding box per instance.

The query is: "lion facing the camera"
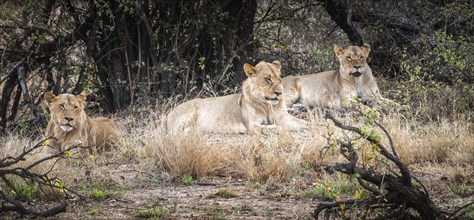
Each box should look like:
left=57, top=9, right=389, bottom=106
left=166, top=61, right=307, bottom=133
left=283, top=44, right=399, bottom=111
left=44, top=92, right=122, bottom=154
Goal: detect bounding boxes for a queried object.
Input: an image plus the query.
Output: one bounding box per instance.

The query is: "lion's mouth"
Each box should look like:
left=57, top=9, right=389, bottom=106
left=350, top=71, right=362, bottom=77
left=60, top=124, right=74, bottom=132
left=265, top=97, right=279, bottom=102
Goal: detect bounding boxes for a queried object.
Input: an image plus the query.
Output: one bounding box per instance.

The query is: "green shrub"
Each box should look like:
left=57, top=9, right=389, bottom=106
left=91, top=188, right=112, bottom=200
left=9, top=180, right=40, bottom=201
left=397, top=29, right=473, bottom=120
left=181, top=175, right=193, bottom=185
left=134, top=207, right=171, bottom=218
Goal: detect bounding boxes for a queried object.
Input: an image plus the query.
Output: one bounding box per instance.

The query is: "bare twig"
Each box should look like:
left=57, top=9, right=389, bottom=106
left=374, top=121, right=398, bottom=159
left=447, top=201, right=474, bottom=219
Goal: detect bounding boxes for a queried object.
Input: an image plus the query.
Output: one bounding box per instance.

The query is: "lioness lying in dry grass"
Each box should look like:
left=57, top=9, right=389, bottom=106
left=282, top=44, right=400, bottom=111
left=44, top=92, right=122, bottom=154
left=166, top=61, right=307, bottom=133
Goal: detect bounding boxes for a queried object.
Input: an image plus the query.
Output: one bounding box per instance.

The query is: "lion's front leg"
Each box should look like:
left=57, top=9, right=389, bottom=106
left=246, top=123, right=282, bottom=134
left=279, top=112, right=307, bottom=132
left=366, top=97, right=406, bottom=113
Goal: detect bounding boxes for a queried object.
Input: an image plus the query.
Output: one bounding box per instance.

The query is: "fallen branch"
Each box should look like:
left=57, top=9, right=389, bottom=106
left=313, top=112, right=444, bottom=219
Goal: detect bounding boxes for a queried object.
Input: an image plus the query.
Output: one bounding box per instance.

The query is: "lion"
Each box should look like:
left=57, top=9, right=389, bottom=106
left=282, top=44, right=399, bottom=111
left=166, top=60, right=307, bottom=133
left=44, top=92, right=122, bottom=154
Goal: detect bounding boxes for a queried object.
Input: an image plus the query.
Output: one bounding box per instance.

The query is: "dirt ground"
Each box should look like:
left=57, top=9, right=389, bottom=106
left=52, top=162, right=317, bottom=219
left=2, top=116, right=474, bottom=219
left=48, top=153, right=473, bottom=219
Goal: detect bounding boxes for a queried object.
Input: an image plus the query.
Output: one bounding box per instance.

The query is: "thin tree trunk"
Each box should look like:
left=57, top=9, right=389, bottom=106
left=319, top=0, right=364, bottom=45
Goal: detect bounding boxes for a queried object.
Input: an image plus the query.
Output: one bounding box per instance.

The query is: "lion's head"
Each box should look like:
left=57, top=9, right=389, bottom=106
left=334, top=44, right=371, bottom=78
left=243, top=60, right=283, bottom=106
left=44, top=92, right=87, bottom=133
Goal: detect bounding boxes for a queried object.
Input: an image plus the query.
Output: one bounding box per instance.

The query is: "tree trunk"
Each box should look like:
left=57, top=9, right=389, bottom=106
left=318, top=0, right=363, bottom=45
left=194, top=0, right=258, bottom=90
left=225, top=0, right=258, bottom=84
left=92, top=1, right=133, bottom=112
left=0, top=68, right=19, bottom=132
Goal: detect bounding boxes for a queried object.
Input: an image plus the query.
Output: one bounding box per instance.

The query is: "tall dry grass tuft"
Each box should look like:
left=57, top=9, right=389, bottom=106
left=301, top=116, right=343, bottom=168
left=155, top=133, right=225, bottom=179
left=225, top=134, right=293, bottom=184
left=131, top=118, right=225, bottom=179
left=223, top=128, right=324, bottom=185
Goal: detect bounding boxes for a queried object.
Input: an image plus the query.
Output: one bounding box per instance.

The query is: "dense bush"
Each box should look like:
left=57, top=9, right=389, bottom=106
left=397, top=30, right=473, bottom=120
left=0, top=0, right=473, bottom=133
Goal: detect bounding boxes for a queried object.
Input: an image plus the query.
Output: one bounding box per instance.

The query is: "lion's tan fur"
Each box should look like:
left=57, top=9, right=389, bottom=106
left=44, top=92, right=121, bottom=153
left=283, top=44, right=398, bottom=110
left=167, top=61, right=307, bottom=133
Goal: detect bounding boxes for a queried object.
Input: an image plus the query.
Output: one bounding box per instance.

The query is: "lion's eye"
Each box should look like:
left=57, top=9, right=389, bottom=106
left=266, top=78, right=272, bottom=85
left=346, top=57, right=352, bottom=61
left=73, top=106, right=78, bottom=111
left=59, top=104, right=65, bottom=110
left=360, top=57, right=365, bottom=60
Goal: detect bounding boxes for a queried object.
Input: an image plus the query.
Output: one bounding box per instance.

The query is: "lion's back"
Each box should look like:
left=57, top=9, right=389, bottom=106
left=88, top=117, right=121, bottom=149
left=283, top=70, right=338, bottom=108
left=166, top=94, right=246, bottom=134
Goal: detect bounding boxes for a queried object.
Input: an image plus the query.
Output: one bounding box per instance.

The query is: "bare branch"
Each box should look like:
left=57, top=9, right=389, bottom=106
left=0, top=140, right=88, bottom=217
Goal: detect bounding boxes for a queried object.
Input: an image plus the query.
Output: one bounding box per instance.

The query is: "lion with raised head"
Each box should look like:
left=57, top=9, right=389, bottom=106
left=283, top=44, right=399, bottom=111
left=44, top=92, right=122, bottom=154
left=167, top=60, right=307, bottom=133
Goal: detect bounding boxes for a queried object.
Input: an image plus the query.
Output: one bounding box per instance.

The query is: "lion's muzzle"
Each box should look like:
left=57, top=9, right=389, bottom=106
left=60, top=116, right=75, bottom=132
left=60, top=124, right=74, bottom=132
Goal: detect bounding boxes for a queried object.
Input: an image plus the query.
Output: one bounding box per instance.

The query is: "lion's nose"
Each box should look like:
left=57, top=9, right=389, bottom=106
left=64, top=117, right=73, bottom=122
left=274, top=91, right=282, bottom=96
left=354, top=65, right=361, bottom=69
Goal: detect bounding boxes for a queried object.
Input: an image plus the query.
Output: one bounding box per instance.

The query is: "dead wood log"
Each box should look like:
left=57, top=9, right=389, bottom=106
left=313, top=112, right=445, bottom=219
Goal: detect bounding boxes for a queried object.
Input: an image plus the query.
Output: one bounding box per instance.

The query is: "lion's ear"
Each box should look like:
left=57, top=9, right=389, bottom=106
left=361, top=44, right=371, bottom=56
left=75, top=93, right=87, bottom=103
left=243, top=63, right=257, bottom=78
left=272, top=60, right=281, bottom=72
left=44, top=92, right=56, bottom=106
left=334, top=44, right=344, bottom=58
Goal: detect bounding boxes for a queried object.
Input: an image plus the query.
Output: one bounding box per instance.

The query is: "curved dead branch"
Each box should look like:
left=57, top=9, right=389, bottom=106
left=314, top=112, right=445, bottom=220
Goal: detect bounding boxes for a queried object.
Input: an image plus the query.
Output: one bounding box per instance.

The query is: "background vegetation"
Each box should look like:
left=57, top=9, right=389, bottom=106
left=0, top=0, right=472, bottom=133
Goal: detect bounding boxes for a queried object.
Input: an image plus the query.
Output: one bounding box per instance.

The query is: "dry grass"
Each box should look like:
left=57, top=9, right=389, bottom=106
left=1, top=100, right=473, bottom=220
left=224, top=132, right=298, bottom=184
left=1, top=101, right=473, bottom=192
left=383, top=115, right=474, bottom=164
left=0, top=135, right=55, bottom=175
left=106, top=107, right=337, bottom=184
